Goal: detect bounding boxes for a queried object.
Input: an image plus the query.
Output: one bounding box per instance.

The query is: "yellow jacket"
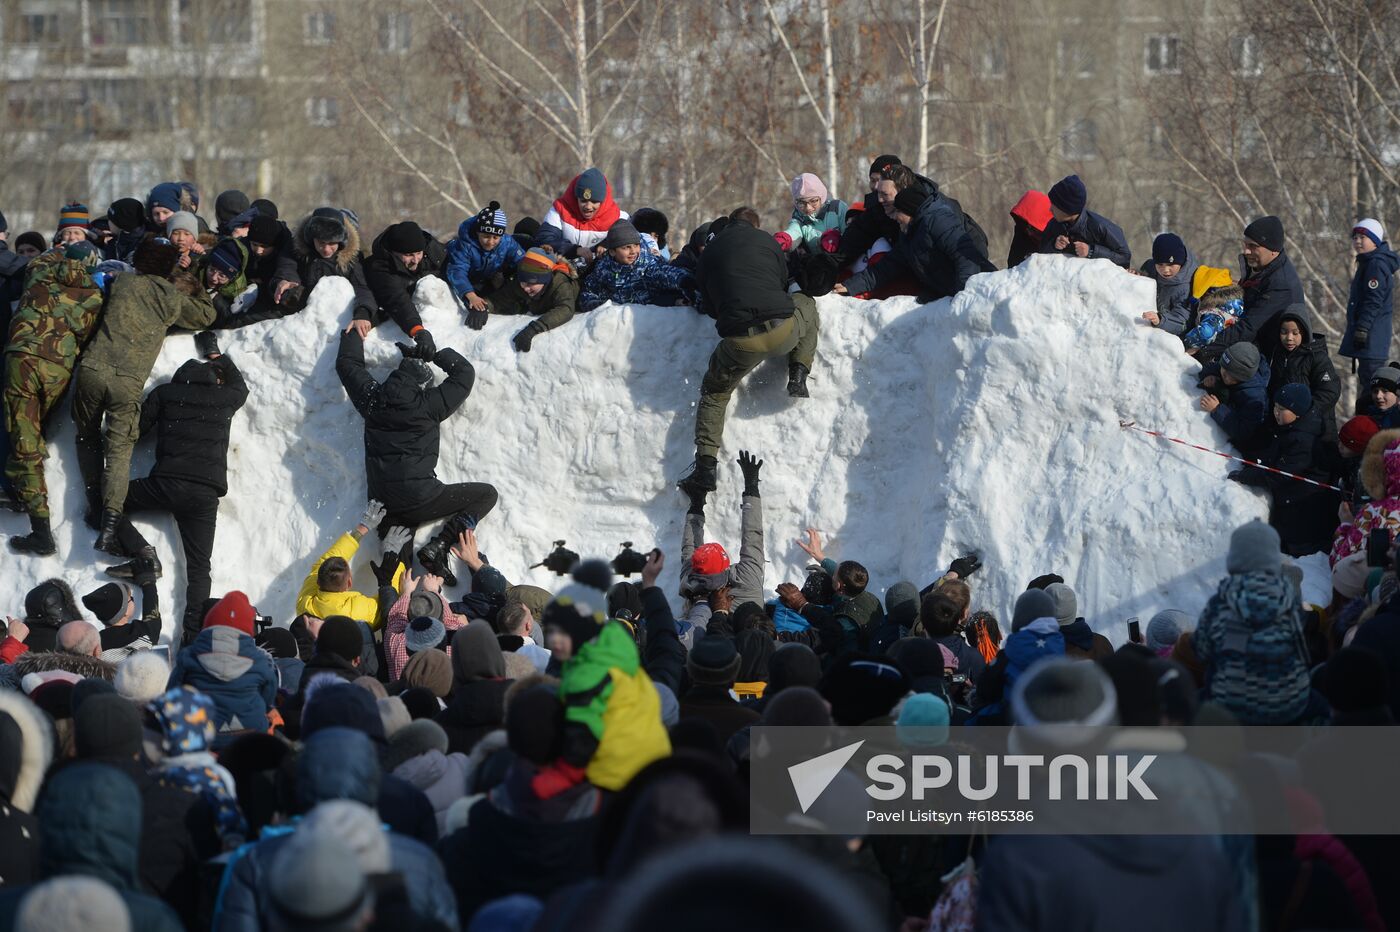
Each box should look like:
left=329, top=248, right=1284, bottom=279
left=295, top=531, right=405, bottom=630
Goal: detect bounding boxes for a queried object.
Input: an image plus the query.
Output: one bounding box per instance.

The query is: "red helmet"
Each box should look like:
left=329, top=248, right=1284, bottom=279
left=691, top=542, right=732, bottom=576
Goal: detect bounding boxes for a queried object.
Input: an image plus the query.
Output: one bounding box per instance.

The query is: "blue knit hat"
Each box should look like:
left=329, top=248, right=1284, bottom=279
left=574, top=167, right=606, bottom=203
left=895, top=693, right=950, bottom=748
left=405, top=615, right=446, bottom=655
left=147, top=182, right=183, bottom=215
left=1277, top=382, right=1313, bottom=416
left=1152, top=232, right=1187, bottom=265
left=1048, top=175, right=1087, bottom=215
left=475, top=200, right=507, bottom=237
left=207, top=239, right=243, bottom=277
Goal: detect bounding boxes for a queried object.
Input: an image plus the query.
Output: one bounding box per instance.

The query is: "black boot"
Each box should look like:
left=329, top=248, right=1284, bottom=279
left=9, top=515, right=56, bottom=556
left=787, top=362, right=811, bottom=398
left=416, top=536, right=458, bottom=588
left=106, top=545, right=163, bottom=580
left=83, top=485, right=103, bottom=530
left=677, top=455, right=719, bottom=495
left=94, top=509, right=123, bottom=555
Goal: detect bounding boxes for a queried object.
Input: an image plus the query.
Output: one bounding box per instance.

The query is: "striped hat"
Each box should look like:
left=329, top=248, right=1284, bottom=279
left=57, top=202, right=90, bottom=231
left=517, top=247, right=558, bottom=285
left=476, top=200, right=508, bottom=237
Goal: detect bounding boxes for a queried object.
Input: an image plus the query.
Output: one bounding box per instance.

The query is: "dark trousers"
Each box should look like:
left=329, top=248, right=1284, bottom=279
left=380, top=481, right=499, bottom=561
left=115, top=475, right=220, bottom=642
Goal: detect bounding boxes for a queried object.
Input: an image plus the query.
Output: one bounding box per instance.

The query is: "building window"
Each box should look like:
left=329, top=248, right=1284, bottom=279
left=90, top=0, right=156, bottom=46
left=18, top=13, right=62, bottom=44
left=377, top=13, right=412, bottom=52
left=1144, top=35, right=1180, bottom=75
left=305, top=11, right=335, bottom=45
left=980, top=41, right=1007, bottom=79
left=306, top=97, right=339, bottom=127
left=1057, top=37, right=1095, bottom=78
left=1060, top=119, right=1098, bottom=160
left=1229, top=34, right=1262, bottom=76
left=208, top=0, right=252, bottom=44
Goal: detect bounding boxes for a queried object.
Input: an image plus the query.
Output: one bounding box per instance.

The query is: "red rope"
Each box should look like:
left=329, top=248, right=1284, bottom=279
left=1119, top=420, right=1343, bottom=492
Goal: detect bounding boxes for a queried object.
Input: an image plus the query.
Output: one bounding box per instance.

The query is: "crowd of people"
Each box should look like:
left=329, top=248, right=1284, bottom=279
left=0, top=154, right=1397, bottom=931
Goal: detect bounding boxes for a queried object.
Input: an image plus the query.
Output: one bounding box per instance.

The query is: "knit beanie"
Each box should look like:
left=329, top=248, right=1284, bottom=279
left=300, top=683, right=384, bottom=744
left=70, top=677, right=116, bottom=715
left=74, top=693, right=142, bottom=760
left=506, top=684, right=564, bottom=764
left=1354, top=218, right=1386, bottom=247
left=15, top=877, right=131, bottom=932
left=381, top=220, right=424, bottom=255
left=81, top=582, right=131, bottom=627
left=255, top=627, right=299, bottom=659
left=1340, top=415, right=1381, bottom=454
left=896, top=693, right=951, bottom=748
left=1277, top=382, right=1312, bottom=416
left=214, top=190, right=251, bottom=225
left=1220, top=343, right=1261, bottom=382
left=819, top=655, right=909, bottom=726
left=146, top=182, right=183, bottom=215
left=892, top=187, right=929, bottom=218
left=768, top=643, right=823, bottom=695
left=791, top=173, right=828, bottom=203
left=386, top=718, right=450, bottom=771
left=1226, top=519, right=1282, bottom=574
left=404, top=615, right=446, bottom=655
left=248, top=215, right=281, bottom=247
left=869, top=154, right=902, bottom=176
left=475, top=201, right=508, bottom=237
left=301, top=800, right=391, bottom=874
left=1146, top=609, right=1191, bottom=653
left=1044, top=582, right=1078, bottom=627
left=15, top=232, right=47, bottom=254
left=1010, top=656, right=1118, bottom=728
left=1152, top=232, right=1187, bottom=265
left=64, top=241, right=98, bottom=267
left=316, top=616, right=363, bottom=664
left=114, top=650, right=170, bottom=704
left=57, top=203, right=90, bottom=232
left=1047, top=175, right=1087, bottom=215
left=574, top=167, right=607, bottom=202
left=204, top=591, right=256, bottom=636
left=886, top=636, right=946, bottom=693
left=1244, top=215, right=1285, bottom=252
left=1369, top=366, right=1400, bottom=393
left=399, top=686, right=442, bottom=720
left=401, top=649, right=453, bottom=698
left=207, top=239, right=243, bottom=277
left=516, top=247, right=558, bottom=285
left=600, top=219, right=642, bottom=250
left=106, top=198, right=145, bottom=233
left=884, top=581, right=920, bottom=630
left=165, top=211, right=198, bottom=239
left=1011, top=588, right=1057, bottom=632
left=687, top=635, right=742, bottom=687
left=251, top=198, right=278, bottom=219
left=268, top=820, right=371, bottom=930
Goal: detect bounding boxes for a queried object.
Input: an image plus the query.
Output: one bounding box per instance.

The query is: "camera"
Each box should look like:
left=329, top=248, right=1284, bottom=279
left=253, top=613, right=274, bottom=634
left=611, top=542, right=648, bottom=577
left=533, top=540, right=579, bottom=576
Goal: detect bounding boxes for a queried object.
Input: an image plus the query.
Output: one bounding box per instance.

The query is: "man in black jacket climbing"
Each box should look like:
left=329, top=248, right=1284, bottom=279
left=106, top=331, right=248, bottom=646
left=335, top=325, right=497, bottom=585
left=363, top=220, right=448, bottom=354
left=679, top=208, right=819, bottom=494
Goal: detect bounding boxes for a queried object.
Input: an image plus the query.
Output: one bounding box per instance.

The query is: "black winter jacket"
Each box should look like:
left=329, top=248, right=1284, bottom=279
left=1234, top=407, right=1337, bottom=555
left=1217, top=250, right=1305, bottom=356
left=244, top=223, right=294, bottom=286
left=1266, top=309, right=1340, bottom=441
left=697, top=220, right=795, bottom=337
left=842, top=191, right=995, bottom=300
left=1037, top=209, right=1132, bottom=267
left=140, top=355, right=248, bottom=496
left=276, top=212, right=375, bottom=317
left=838, top=179, right=989, bottom=268
left=335, top=329, right=475, bottom=510
left=363, top=228, right=449, bottom=333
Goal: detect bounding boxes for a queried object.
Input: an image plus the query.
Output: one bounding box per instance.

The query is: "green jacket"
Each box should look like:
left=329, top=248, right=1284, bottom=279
left=196, top=238, right=250, bottom=305
left=5, top=250, right=104, bottom=366
left=79, top=273, right=215, bottom=381
left=487, top=270, right=578, bottom=331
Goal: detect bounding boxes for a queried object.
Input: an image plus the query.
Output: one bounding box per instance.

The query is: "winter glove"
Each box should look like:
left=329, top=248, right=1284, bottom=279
left=467, top=308, right=489, bottom=330
left=776, top=582, right=809, bottom=612
left=194, top=330, right=220, bottom=359
left=774, top=231, right=794, bottom=252
left=279, top=284, right=305, bottom=310
left=949, top=553, right=982, bottom=579
left=413, top=329, right=437, bottom=359
left=820, top=229, right=842, bottom=254
left=737, top=449, right=763, bottom=497
left=394, top=341, right=434, bottom=362
left=683, top=483, right=708, bottom=516
left=369, top=554, right=400, bottom=588
left=1026, top=573, right=1064, bottom=591
left=382, top=525, right=412, bottom=557
left=513, top=321, right=546, bottom=353
left=358, top=500, right=387, bottom=531
left=1354, top=329, right=1370, bottom=346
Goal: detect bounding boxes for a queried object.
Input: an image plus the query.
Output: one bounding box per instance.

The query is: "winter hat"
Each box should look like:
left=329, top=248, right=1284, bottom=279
left=1244, top=215, right=1285, bottom=252
left=1220, top=342, right=1261, bottom=382
left=256, top=627, right=298, bottom=659
left=1011, top=588, right=1057, bottom=632
left=574, top=167, right=607, bottom=202
left=81, top=582, right=131, bottom=627
left=600, top=219, right=642, bottom=250
left=1098, top=650, right=1162, bottom=726
left=251, top=198, right=278, bottom=219
left=401, top=649, right=453, bottom=698
left=1277, top=382, right=1313, bottom=416
left=450, top=621, right=507, bottom=686
left=884, top=581, right=920, bottom=631
left=801, top=566, right=836, bottom=605
left=631, top=207, right=669, bottom=246
left=1369, top=366, right=1400, bottom=393
left=506, top=684, right=564, bottom=764
left=1227, top=519, right=1283, bottom=575
left=15, top=876, right=131, bottom=932
left=690, top=542, right=731, bottom=590
left=305, top=209, right=348, bottom=246
left=1010, top=656, right=1118, bottom=729
left=74, top=693, right=142, bottom=760
left=513, top=214, right=541, bottom=238
left=386, top=718, right=449, bottom=771
left=886, top=636, right=946, bottom=693
left=405, top=615, right=447, bottom=655
left=687, top=635, right=743, bottom=687
left=407, top=587, right=445, bottom=622
left=892, top=187, right=928, bottom=218
left=247, top=215, right=281, bottom=247
left=1048, top=174, right=1087, bottom=215
left=820, top=655, right=909, bottom=726
left=268, top=817, right=372, bottom=931
left=791, top=173, right=828, bottom=204
left=398, top=688, right=439, bottom=723
left=767, top=643, right=823, bottom=696
left=57, top=202, right=90, bottom=232
left=469, top=895, right=545, bottom=932
left=382, top=220, right=425, bottom=254
left=300, top=682, right=385, bottom=744
left=1353, top=218, right=1386, bottom=247
left=316, top=616, right=363, bottom=664
left=1331, top=550, right=1371, bottom=600
left=114, top=650, right=169, bottom=704
left=475, top=201, right=508, bottom=237
left=516, top=247, right=558, bottom=285
left=64, top=241, right=98, bottom=267
left=896, top=693, right=951, bottom=748
left=1044, top=582, right=1078, bottom=628
left=207, top=239, right=243, bottom=278
left=607, top=581, right=644, bottom=623
left=70, top=677, right=116, bottom=715
left=106, top=198, right=145, bottom=233
left=214, top=190, right=250, bottom=225
left=16, top=231, right=47, bottom=253
left=204, top=591, right=256, bottom=636
left=762, top=685, right=833, bottom=727
left=1340, top=415, right=1381, bottom=454
left=149, top=686, right=218, bottom=755
left=1146, top=609, right=1191, bottom=653
left=377, top=696, right=410, bottom=738
left=1317, top=647, right=1389, bottom=714
left=178, top=181, right=201, bottom=211
left=165, top=211, right=198, bottom=239
left=352, top=675, right=386, bottom=700
left=146, top=182, right=183, bottom=215
left=870, top=154, right=902, bottom=176
left=1152, top=232, right=1187, bottom=265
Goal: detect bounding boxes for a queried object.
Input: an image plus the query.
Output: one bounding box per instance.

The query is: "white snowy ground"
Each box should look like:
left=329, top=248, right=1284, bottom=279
left=4, top=254, right=1293, bottom=644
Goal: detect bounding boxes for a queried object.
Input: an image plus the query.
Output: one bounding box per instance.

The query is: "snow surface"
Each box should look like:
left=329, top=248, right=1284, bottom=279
left=2, top=255, right=1279, bottom=644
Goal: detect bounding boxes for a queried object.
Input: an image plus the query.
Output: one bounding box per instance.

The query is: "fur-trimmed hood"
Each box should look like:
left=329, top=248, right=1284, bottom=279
left=294, top=209, right=362, bottom=271
left=1361, top=428, right=1400, bottom=500
left=11, top=651, right=116, bottom=682
left=0, top=690, right=54, bottom=812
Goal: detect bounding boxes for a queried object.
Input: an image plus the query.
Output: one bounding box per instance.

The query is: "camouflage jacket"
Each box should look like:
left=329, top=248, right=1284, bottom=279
left=4, top=249, right=104, bottom=366
left=79, top=273, right=215, bottom=380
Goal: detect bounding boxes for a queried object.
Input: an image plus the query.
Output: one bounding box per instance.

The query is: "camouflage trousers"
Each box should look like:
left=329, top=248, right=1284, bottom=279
left=70, top=363, right=144, bottom=513
left=3, top=352, right=76, bottom=519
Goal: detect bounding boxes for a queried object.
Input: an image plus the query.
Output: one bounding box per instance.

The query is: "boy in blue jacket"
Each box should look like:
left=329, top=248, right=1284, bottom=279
left=1199, top=342, right=1271, bottom=450
left=445, top=201, right=526, bottom=329
left=1037, top=174, right=1131, bottom=268
left=1341, top=218, right=1399, bottom=394
left=578, top=220, right=694, bottom=312
left=167, top=590, right=277, bottom=745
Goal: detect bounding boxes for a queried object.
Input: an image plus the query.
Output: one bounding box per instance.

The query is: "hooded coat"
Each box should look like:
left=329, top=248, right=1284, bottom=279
left=1140, top=249, right=1201, bottom=335
left=436, top=623, right=512, bottom=754
left=578, top=249, right=695, bottom=312
left=139, top=355, right=248, bottom=496
left=363, top=225, right=448, bottom=333
left=1216, top=250, right=1305, bottom=356
left=391, top=748, right=470, bottom=838
left=1342, top=241, right=1399, bottom=360
left=781, top=199, right=849, bottom=254
left=0, top=691, right=51, bottom=887
left=1267, top=308, right=1339, bottom=441
left=1202, top=356, right=1272, bottom=448
left=444, top=215, right=527, bottom=299
left=486, top=267, right=580, bottom=333
left=335, top=328, right=476, bottom=512
left=1007, top=190, right=1052, bottom=267
left=276, top=210, right=375, bottom=317
left=168, top=624, right=278, bottom=736
left=842, top=188, right=996, bottom=300
left=1333, top=430, right=1400, bottom=564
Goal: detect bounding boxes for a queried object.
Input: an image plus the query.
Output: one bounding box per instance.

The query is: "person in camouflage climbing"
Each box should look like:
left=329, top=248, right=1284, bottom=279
left=71, top=237, right=216, bottom=554
left=4, top=242, right=106, bottom=555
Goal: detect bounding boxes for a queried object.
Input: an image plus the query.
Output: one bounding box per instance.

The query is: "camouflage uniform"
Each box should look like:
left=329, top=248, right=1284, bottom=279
left=71, top=273, right=215, bottom=512
left=3, top=250, right=104, bottom=519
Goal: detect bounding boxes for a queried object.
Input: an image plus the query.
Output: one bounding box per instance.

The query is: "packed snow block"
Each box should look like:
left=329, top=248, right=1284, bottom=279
left=1, top=257, right=1266, bottom=644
